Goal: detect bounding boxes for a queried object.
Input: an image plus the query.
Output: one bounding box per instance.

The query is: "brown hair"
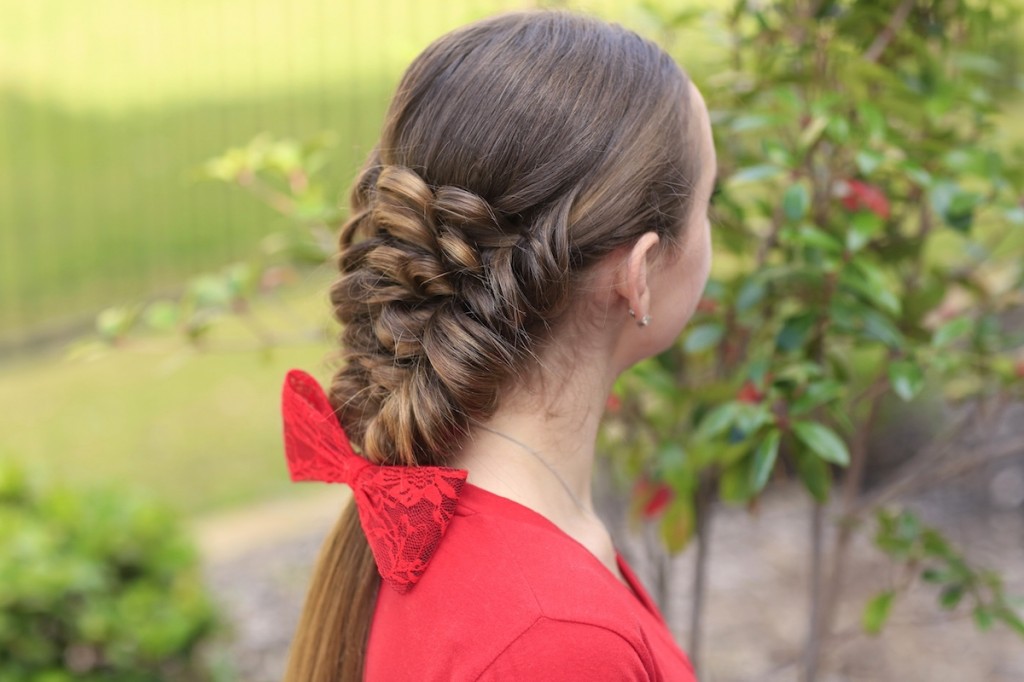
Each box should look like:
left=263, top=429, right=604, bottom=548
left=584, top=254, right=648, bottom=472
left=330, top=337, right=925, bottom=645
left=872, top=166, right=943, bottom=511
left=285, top=11, right=701, bottom=681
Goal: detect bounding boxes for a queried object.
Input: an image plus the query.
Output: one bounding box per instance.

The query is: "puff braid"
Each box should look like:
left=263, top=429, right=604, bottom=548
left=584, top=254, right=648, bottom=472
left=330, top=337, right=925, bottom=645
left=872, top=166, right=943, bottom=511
left=329, top=160, right=578, bottom=466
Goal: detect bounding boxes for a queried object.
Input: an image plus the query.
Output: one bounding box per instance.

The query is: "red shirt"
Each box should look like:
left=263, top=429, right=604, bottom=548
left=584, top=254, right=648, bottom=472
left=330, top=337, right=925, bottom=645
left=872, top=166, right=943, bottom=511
left=365, top=482, right=698, bottom=681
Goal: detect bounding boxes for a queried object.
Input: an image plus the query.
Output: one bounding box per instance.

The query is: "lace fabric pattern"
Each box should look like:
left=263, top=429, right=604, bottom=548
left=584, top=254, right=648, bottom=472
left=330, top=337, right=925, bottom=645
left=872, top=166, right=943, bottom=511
left=281, top=369, right=468, bottom=594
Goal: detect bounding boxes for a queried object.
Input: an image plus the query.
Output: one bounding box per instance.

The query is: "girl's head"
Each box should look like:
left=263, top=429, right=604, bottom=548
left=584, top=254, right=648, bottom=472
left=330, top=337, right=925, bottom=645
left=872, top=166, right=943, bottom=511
left=329, top=10, right=714, bottom=466
left=291, top=12, right=715, bottom=682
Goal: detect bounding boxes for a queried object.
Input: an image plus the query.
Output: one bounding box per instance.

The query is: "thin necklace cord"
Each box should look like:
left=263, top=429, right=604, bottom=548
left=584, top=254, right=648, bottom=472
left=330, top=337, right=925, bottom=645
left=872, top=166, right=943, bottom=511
left=474, top=423, right=594, bottom=518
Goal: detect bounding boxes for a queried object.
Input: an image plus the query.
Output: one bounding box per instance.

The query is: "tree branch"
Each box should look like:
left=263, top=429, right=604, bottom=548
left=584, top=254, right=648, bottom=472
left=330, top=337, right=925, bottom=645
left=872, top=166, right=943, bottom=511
left=801, top=501, right=827, bottom=682
left=846, top=406, right=1024, bottom=518
left=237, top=172, right=298, bottom=216
left=688, top=474, right=716, bottom=678
left=864, top=0, right=914, bottom=64
left=897, top=434, right=1024, bottom=495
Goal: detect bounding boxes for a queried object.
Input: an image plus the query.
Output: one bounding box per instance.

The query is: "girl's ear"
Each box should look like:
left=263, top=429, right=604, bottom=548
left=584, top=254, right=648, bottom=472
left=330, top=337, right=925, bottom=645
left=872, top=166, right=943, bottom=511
left=614, top=231, right=660, bottom=319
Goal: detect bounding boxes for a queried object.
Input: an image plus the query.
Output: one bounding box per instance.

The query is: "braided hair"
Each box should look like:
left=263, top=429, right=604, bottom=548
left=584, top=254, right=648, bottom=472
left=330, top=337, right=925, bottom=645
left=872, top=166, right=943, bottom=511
left=287, top=11, right=703, bottom=681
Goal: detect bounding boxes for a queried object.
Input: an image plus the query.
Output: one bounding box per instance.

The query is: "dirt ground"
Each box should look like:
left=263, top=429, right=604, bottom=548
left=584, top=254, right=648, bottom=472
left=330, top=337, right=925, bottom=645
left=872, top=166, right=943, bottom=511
left=195, top=469, right=1024, bottom=681
left=612, top=481, right=1024, bottom=681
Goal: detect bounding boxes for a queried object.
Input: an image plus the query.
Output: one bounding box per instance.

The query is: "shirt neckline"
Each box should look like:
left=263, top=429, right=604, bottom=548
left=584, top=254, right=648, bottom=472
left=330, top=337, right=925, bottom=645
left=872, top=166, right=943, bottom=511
left=457, top=480, right=663, bottom=618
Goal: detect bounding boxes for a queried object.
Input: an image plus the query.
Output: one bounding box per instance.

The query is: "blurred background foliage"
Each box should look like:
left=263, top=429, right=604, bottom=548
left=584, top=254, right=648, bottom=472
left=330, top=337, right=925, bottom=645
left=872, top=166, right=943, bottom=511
left=0, top=0, right=723, bottom=516
left=0, top=461, right=221, bottom=681
left=1, top=0, right=618, bottom=514
left=4, top=0, right=1017, bottom=517
left=0, top=0, right=652, bottom=345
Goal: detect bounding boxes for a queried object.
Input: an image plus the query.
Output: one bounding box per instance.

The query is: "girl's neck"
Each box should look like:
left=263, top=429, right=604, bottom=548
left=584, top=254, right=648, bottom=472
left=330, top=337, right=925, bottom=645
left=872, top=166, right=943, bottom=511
left=449, top=350, right=617, bottom=558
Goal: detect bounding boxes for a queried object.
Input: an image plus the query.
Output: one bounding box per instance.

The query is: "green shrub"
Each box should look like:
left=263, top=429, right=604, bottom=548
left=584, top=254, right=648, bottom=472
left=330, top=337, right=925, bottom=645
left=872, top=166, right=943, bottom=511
left=0, top=460, right=221, bottom=682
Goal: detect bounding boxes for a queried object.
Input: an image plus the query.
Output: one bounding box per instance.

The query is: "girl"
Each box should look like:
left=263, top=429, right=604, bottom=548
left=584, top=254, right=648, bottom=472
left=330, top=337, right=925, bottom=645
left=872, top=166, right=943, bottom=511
left=281, top=9, right=715, bottom=681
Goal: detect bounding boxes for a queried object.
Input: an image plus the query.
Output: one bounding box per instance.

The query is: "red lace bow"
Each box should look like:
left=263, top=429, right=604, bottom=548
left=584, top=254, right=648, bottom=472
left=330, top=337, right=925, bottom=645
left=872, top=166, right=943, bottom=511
left=281, top=369, right=468, bottom=594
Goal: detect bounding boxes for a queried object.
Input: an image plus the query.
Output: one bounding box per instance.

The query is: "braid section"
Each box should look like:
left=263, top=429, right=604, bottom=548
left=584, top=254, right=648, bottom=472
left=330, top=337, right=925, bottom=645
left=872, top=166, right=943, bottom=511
left=327, top=164, right=565, bottom=465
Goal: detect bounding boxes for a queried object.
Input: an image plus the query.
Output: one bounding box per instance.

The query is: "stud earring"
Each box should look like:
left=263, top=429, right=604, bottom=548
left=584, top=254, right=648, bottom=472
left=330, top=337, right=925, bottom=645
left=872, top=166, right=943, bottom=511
left=628, top=309, right=651, bottom=327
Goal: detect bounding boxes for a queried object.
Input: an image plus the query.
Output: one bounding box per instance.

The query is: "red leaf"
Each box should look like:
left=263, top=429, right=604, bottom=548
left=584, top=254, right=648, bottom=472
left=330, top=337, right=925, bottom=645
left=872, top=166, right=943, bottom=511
left=738, top=380, right=764, bottom=404
left=841, top=180, right=891, bottom=219
left=642, top=485, right=674, bottom=518
left=697, top=298, right=718, bottom=313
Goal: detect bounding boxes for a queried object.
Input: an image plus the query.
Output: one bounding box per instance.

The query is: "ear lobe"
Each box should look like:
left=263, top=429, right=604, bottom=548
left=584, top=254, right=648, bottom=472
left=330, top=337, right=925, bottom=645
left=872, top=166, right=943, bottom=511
left=615, top=232, right=660, bottom=319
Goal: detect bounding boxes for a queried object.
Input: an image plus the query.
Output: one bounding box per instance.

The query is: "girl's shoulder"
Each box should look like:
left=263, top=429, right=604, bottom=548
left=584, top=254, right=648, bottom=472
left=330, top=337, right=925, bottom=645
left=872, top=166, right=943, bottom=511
left=364, top=483, right=697, bottom=681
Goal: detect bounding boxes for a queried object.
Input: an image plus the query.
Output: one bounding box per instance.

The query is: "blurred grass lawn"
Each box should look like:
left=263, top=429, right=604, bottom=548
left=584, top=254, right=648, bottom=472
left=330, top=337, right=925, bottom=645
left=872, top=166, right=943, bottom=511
left=0, top=0, right=507, bottom=336
left=0, top=268, right=339, bottom=517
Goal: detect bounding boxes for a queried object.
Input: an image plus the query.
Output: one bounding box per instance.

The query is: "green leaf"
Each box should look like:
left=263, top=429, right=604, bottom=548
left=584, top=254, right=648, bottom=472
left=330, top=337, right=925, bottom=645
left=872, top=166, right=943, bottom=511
left=749, top=429, right=781, bottom=493
left=267, top=140, right=302, bottom=173
left=795, top=450, right=831, bottom=502
left=921, top=529, right=954, bottom=559
left=224, top=262, right=257, bottom=297
left=942, top=149, right=976, bottom=173
left=690, top=439, right=748, bottom=468
left=776, top=313, right=816, bottom=352
left=773, top=361, right=824, bottom=386
left=143, top=301, right=180, bottom=332
left=792, top=421, right=850, bottom=466
left=734, top=403, right=774, bottom=435
left=719, top=459, right=753, bottom=504
left=874, top=509, right=921, bottom=557
left=746, top=356, right=772, bottom=385
left=826, top=115, right=850, bottom=143
left=932, top=317, right=972, bottom=347
left=903, top=163, right=932, bottom=187
left=790, top=224, right=843, bottom=253
left=783, top=184, right=810, bottom=221
left=730, top=114, right=777, bottom=132
left=735, top=277, right=766, bottom=312
left=861, top=309, right=905, bottom=349
left=846, top=212, right=883, bottom=253
left=903, top=275, right=945, bottom=327
left=930, top=182, right=982, bottom=233
left=952, top=51, right=1002, bottom=77
left=729, top=165, right=785, bottom=184
left=96, top=307, right=136, bottom=341
left=855, top=150, right=884, bottom=176
left=201, top=148, right=248, bottom=182
left=684, top=323, right=725, bottom=354
left=660, top=497, right=695, bottom=554
left=995, top=604, right=1024, bottom=637
left=827, top=401, right=856, bottom=439
left=857, top=102, right=886, bottom=141
left=662, top=457, right=697, bottom=496
left=844, top=259, right=901, bottom=316
left=655, top=442, right=689, bottom=477
left=628, top=358, right=678, bottom=399
left=695, top=402, right=742, bottom=441
left=762, top=139, right=792, bottom=166
left=798, top=116, right=828, bottom=152
left=790, top=380, right=844, bottom=416
left=973, top=605, right=995, bottom=631
left=189, top=275, right=234, bottom=308
left=940, top=584, right=965, bottom=610
left=862, top=591, right=894, bottom=635
left=888, top=360, right=924, bottom=401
